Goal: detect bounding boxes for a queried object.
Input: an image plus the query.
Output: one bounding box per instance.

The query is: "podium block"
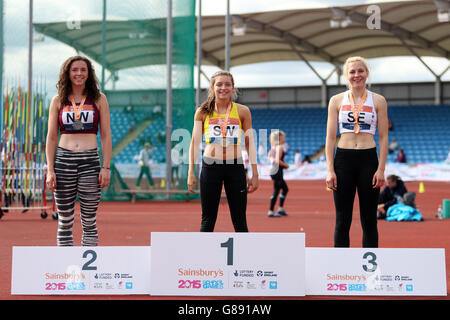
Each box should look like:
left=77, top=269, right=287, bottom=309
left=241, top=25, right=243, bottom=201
left=11, top=246, right=151, bottom=295
left=305, top=248, right=447, bottom=296
left=150, top=232, right=306, bottom=296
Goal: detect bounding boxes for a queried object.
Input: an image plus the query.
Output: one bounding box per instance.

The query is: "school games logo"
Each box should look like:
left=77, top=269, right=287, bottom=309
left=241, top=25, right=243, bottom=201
left=44, top=272, right=87, bottom=291
left=177, top=268, right=225, bottom=290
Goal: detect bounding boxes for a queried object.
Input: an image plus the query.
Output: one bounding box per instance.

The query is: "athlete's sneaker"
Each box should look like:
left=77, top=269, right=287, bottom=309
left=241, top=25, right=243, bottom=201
left=277, top=208, right=288, bottom=216
left=268, top=210, right=281, bottom=217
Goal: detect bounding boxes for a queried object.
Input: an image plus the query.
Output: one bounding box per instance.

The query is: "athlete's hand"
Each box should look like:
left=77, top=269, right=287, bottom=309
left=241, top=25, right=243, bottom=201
left=99, top=168, right=111, bottom=189
left=187, top=172, right=197, bottom=193
left=247, top=174, right=259, bottom=193
left=46, top=170, right=57, bottom=191
left=372, top=169, right=385, bottom=189
left=326, top=171, right=337, bottom=191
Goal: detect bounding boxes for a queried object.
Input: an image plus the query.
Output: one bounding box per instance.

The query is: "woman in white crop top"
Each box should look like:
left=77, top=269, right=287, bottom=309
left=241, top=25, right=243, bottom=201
left=325, top=56, right=388, bottom=248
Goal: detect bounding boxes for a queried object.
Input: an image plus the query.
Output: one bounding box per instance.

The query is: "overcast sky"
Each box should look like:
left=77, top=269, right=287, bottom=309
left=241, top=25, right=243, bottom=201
left=2, top=0, right=449, bottom=98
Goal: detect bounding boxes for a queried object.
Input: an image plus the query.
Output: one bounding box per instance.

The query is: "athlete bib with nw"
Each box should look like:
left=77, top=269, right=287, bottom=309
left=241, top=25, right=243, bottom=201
left=60, top=96, right=97, bottom=133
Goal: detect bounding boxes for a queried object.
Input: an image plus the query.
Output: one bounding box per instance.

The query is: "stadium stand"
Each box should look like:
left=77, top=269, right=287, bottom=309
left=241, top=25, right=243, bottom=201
left=108, top=104, right=450, bottom=165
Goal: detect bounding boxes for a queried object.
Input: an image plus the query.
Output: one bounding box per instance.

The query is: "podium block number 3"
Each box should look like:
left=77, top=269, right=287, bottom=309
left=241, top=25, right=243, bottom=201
left=220, top=238, right=234, bottom=266
left=82, top=250, right=98, bottom=271
left=362, top=251, right=377, bottom=272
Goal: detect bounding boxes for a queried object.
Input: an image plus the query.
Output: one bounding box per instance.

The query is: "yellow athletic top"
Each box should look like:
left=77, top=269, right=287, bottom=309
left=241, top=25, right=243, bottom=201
left=204, top=102, right=242, bottom=146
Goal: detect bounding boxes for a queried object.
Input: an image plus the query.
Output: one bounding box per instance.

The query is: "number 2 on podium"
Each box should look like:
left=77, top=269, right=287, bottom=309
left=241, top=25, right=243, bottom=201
left=220, top=238, right=234, bottom=265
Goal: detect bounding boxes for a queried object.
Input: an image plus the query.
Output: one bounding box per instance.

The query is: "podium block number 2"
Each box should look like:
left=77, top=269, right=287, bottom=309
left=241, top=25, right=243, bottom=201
left=82, top=250, right=97, bottom=271
left=220, top=238, right=234, bottom=266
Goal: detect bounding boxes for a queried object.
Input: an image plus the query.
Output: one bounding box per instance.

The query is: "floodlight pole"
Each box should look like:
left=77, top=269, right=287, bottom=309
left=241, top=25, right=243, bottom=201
left=225, top=0, right=230, bottom=71
left=101, top=0, right=106, bottom=92
left=166, top=0, right=173, bottom=195
left=196, top=0, right=202, bottom=108
left=28, top=0, right=33, bottom=108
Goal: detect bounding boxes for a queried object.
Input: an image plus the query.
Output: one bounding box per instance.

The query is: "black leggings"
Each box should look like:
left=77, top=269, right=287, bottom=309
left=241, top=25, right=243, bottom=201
left=270, top=174, right=288, bottom=211
left=200, top=157, right=248, bottom=232
left=333, top=147, right=380, bottom=248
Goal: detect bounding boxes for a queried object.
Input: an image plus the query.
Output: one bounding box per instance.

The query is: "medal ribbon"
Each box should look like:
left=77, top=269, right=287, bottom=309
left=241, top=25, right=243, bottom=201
left=219, top=102, right=232, bottom=145
left=69, top=95, right=87, bottom=120
left=348, top=90, right=367, bottom=133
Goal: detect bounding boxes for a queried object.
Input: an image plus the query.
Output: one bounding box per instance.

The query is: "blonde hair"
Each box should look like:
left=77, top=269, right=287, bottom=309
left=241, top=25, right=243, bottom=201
left=269, top=130, right=285, bottom=147
left=343, top=56, right=370, bottom=88
left=200, top=70, right=239, bottom=115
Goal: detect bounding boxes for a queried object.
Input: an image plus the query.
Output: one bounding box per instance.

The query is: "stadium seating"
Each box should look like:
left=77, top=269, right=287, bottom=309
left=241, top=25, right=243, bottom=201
left=108, top=104, right=450, bottom=165
left=382, top=104, right=450, bottom=164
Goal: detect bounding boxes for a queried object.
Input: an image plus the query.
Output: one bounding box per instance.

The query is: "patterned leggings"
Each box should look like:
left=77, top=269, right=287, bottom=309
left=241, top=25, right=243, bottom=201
left=54, top=147, right=101, bottom=246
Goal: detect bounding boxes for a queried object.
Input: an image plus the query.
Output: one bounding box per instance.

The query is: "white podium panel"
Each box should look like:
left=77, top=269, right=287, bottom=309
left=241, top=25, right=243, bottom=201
left=11, top=246, right=151, bottom=295
left=150, top=232, right=306, bottom=296
left=306, top=248, right=447, bottom=296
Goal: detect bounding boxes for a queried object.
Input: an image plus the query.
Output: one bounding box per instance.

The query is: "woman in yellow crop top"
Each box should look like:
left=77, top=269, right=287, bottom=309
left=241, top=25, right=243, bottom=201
left=187, top=70, right=258, bottom=232
left=325, top=56, right=388, bottom=248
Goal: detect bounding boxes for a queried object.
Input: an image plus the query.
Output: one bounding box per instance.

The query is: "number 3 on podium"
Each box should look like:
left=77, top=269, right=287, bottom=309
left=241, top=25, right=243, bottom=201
left=220, top=238, right=234, bottom=266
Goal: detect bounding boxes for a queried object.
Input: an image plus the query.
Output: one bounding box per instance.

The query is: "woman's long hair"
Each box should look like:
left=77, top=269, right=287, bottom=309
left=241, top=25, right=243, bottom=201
left=56, top=56, right=101, bottom=105
left=200, top=70, right=238, bottom=115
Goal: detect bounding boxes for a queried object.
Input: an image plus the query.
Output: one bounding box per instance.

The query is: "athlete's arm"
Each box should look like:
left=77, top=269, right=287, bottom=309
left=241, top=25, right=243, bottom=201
left=239, top=104, right=259, bottom=193
left=325, top=94, right=340, bottom=191
left=187, top=108, right=204, bottom=193
left=45, top=95, right=60, bottom=191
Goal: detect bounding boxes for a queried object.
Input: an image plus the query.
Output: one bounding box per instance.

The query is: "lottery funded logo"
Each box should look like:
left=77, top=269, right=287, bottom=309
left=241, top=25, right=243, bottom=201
left=90, top=272, right=134, bottom=290
left=233, top=269, right=278, bottom=290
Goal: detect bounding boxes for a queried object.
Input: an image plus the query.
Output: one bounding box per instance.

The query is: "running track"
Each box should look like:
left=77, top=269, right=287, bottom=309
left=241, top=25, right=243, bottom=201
left=1, top=180, right=449, bottom=300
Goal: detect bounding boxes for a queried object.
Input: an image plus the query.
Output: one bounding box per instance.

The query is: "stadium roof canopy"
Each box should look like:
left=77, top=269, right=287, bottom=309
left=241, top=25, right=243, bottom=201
left=200, top=0, right=450, bottom=69
left=33, top=0, right=449, bottom=73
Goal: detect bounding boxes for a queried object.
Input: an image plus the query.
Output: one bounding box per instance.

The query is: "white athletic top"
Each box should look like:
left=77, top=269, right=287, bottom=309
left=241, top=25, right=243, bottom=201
left=338, top=90, right=377, bottom=135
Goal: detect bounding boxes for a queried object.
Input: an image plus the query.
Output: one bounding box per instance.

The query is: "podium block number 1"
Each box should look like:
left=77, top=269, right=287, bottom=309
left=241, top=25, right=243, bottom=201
left=220, top=237, right=233, bottom=265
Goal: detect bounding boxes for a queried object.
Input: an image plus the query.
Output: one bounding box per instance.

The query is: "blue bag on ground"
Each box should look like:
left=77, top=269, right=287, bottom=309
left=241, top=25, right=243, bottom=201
left=386, top=203, right=423, bottom=221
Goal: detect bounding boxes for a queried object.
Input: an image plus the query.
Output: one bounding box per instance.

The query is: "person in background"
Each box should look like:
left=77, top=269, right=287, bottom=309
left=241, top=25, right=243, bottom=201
left=294, top=149, right=302, bottom=164
left=136, top=142, right=155, bottom=189
left=395, top=148, right=407, bottom=163
left=46, top=55, right=112, bottom=246
left=267, top=130, right=289, bottom=217
left=377, top=174, right=409, bottom=219
left=388, top=137, right=398, bottom=154
left=325, top=56, right=388, bottom=248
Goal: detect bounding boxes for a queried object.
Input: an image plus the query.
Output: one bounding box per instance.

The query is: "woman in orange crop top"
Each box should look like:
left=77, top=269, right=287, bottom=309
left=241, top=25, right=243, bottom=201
left=325, top=56, right=388, bottom=248
left=45, top=56, right=112, bottom=246
left=187, top=70, right=259, bottom=232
